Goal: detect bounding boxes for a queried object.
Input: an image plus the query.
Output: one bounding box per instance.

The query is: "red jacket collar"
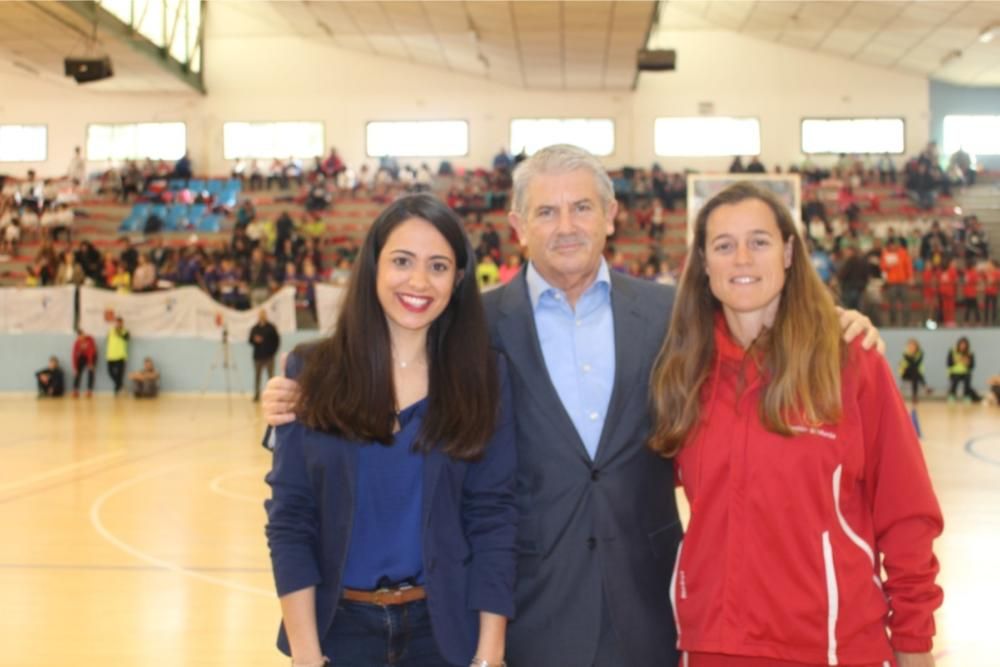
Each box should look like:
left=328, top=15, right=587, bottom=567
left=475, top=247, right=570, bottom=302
left=713, top=311, right=748, bottom=362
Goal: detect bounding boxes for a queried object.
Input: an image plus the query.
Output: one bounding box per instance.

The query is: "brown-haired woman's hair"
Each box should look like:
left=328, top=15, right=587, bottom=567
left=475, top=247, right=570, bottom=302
left=293, top=193, right=498, bottom=461
left=649, top=182, right=843, bottom=458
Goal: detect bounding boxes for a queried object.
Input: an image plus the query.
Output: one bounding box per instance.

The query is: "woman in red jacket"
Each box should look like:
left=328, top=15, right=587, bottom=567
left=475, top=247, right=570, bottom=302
left=650, top=182, right=942, bottom=667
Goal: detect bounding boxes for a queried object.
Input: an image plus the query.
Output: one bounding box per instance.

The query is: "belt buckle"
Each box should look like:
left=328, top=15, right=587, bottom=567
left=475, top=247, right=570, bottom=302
left=373, top=584, right=409, bottom=605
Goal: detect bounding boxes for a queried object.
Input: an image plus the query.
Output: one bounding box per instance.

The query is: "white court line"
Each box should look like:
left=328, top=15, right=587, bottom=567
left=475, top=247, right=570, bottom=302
left=208, top=465, right=268, bottom=504
left=0, top=450, right=125, bottom=492
left=89, top=464, right=273, bottom=598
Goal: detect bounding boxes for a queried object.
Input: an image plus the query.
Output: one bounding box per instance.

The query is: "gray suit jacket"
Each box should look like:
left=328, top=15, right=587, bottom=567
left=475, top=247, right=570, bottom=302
left=483, top=269, right=682, bottom=667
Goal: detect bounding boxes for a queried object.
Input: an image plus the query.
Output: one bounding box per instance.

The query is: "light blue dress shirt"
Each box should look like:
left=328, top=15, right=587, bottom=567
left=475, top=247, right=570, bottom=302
left=526, top=260, right=615, bottom=460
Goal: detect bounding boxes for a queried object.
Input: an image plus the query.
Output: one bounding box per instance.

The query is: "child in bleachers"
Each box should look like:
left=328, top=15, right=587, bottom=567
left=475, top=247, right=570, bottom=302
left=921, top=262, right=940, bottom=324
left=109, top=262, right=131, bottom=294
left=938, top=256, right=958, bottom=326
left=960, top=259, right=982, bottom=325
left=983, top=258, right=999, bottom=326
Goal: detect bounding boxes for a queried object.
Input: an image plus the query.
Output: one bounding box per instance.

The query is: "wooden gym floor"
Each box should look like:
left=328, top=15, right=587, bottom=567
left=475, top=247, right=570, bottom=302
left=1, top=394, right=998, bottom=666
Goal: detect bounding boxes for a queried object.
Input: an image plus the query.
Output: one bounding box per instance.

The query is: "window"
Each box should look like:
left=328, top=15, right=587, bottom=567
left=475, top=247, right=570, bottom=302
left=366, top=121, right=468, bottom=158
left=654, top=117, right=760, bottom=157
left=801, top=118, right=904, bottom=154
left=0, top=125, right=47, bottom=162
left=223, top=122, right=324, bottom=160
left=100, top=0, right=131, bottom=23
left=510, top=118, right=615, bottom=156
left=942, top=115, right=1000, bottom=159
left=100, top=0, right=202, bottom=73
left=87, top=122, right=186, bottom=161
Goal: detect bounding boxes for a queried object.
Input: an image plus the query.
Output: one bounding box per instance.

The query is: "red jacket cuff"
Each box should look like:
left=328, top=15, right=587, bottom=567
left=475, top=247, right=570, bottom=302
left=890, top=634, right=933, bottom=653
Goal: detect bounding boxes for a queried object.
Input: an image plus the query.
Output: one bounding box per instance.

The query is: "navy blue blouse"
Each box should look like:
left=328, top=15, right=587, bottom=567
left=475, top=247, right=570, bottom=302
left=340, top=398, right=427, bottom=589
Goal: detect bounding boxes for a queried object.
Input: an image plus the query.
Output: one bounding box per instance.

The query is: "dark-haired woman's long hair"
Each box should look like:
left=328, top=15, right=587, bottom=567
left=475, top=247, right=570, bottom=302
left=293, top=193, right=498, bottom=461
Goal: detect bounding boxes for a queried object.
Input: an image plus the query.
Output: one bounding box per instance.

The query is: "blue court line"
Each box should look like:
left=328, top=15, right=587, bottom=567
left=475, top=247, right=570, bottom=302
left=0, top=562, right=269, bottom=573
left=964, top=432, right=1000, bottom=467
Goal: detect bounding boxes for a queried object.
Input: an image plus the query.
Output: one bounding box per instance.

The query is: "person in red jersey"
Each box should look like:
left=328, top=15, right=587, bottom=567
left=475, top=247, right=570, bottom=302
left=982, top=258, right=999, bottom=325
left=936, top=256, right=958, bottom=326
left=71, top=328, right=97, bottom=397
left=920, top=263, right=939, bottom=324
left=959, top=259, right=982, bottom=325
left=649, top=182, right=942, bottom=667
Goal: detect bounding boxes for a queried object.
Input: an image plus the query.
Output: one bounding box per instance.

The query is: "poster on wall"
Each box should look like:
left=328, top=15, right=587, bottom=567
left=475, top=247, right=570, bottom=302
left=79, top=286, right=297, bottom=340
left=685, top=173, right=802, bottom=247
left=0, top=285, right=76, bottom=334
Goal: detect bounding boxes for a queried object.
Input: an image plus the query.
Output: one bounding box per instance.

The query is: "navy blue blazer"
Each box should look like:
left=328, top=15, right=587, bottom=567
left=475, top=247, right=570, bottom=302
left=264, top=355, right=517, bottom=666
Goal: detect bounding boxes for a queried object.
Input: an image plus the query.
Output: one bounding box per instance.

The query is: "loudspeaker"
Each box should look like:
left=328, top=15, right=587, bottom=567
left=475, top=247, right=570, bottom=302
left=637, top=49, right=676, bottom=72
left=64, top=57, right=114, bottom=83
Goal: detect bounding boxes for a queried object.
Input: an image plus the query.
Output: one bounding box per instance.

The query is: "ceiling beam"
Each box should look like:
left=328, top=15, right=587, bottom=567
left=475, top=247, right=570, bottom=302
left=54, top=0, right=206, bottom=94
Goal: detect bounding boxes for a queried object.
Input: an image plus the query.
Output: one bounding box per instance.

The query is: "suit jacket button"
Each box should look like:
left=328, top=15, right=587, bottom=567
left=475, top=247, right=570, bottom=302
left=587, top=537, right=596, bottom=550
left=590, top=469, right=600, bottom=481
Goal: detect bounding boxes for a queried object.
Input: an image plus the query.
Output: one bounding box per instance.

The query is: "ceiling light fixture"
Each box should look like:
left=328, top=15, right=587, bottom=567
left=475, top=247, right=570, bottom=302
left=980, top=24, right=998, bottom=43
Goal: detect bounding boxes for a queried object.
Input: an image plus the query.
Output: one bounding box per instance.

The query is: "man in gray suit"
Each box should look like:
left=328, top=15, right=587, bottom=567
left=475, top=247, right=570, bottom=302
left=259, top=145, right=879, bottom=667
left=486, top=145, right=681, bottom=666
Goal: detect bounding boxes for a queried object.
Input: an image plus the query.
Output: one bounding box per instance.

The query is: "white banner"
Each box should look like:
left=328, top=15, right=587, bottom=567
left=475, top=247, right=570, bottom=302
left=315, top=283, right=347, bottom=334
left=0, top=285, right=76, bottom=334
left=194, top=286, right=297, bottom=343
left=78, top=286, right=297, bottom=340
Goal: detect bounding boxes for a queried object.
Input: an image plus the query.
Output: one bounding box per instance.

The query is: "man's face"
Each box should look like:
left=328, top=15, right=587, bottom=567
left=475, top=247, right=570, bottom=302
left=509, top=169, right=615, bottom=291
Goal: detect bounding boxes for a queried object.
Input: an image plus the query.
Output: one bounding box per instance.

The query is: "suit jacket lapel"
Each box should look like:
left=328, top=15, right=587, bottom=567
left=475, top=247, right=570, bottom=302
left=595, top=273, right=651, bottom=463
left=496, top=273, right=590, bottom=461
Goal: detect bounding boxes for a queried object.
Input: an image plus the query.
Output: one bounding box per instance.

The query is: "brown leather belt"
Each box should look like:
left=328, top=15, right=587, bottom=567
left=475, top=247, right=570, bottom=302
left=341, top=585, right=427, bottom=606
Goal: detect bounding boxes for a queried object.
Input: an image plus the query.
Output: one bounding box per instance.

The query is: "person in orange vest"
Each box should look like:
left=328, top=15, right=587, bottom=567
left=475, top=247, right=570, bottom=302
left=880, top=237, right=914, bottom=325
left=959, top=258, right=982, bottom=325
left=983, top=258, right=999, bottom=326
left=937, top=256, right=958, bottom=326
left=921, top=263, right=940, bottom=324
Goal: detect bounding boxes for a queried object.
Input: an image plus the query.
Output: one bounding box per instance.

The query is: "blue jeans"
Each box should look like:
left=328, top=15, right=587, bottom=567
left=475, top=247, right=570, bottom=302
left=326, top=599, right=454, bottom=667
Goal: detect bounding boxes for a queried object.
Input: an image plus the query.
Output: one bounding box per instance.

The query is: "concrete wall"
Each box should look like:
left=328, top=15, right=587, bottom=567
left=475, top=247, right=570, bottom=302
left=3, top=328, right=997, bottom=397
left=1, top=331, right=320, bottom=394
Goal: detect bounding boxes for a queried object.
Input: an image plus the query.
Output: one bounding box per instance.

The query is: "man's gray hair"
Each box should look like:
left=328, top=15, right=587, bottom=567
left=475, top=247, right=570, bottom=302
left=510, top=144, right=615, bottom=217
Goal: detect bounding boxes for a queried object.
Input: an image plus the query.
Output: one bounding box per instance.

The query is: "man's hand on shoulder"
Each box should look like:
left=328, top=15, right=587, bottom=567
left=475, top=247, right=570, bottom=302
left=836, top=306, right=885, bottom=354
left=262, top=352, right=301, bottom=426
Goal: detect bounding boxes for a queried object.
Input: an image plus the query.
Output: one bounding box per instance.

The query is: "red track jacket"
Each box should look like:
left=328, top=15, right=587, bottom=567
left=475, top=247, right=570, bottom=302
left=672, top=317, right=943, bottom=665
left=72, top=335, right=97, bottom=372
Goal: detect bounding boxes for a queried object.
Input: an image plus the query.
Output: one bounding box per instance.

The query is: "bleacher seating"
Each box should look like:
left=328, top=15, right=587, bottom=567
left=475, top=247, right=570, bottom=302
left=114, top=178, right=241, bottom=234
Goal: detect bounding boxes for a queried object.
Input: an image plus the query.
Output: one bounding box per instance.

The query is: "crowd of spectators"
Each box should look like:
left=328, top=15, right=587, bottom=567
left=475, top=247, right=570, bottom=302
left=6, top=143, right=997, bottom=331
left=806, top=213, right=996, bottom=327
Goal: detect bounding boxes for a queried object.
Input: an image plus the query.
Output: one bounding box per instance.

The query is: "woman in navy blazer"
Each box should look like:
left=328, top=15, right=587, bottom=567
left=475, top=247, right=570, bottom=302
left=265, top=194, right=517, bottom=667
